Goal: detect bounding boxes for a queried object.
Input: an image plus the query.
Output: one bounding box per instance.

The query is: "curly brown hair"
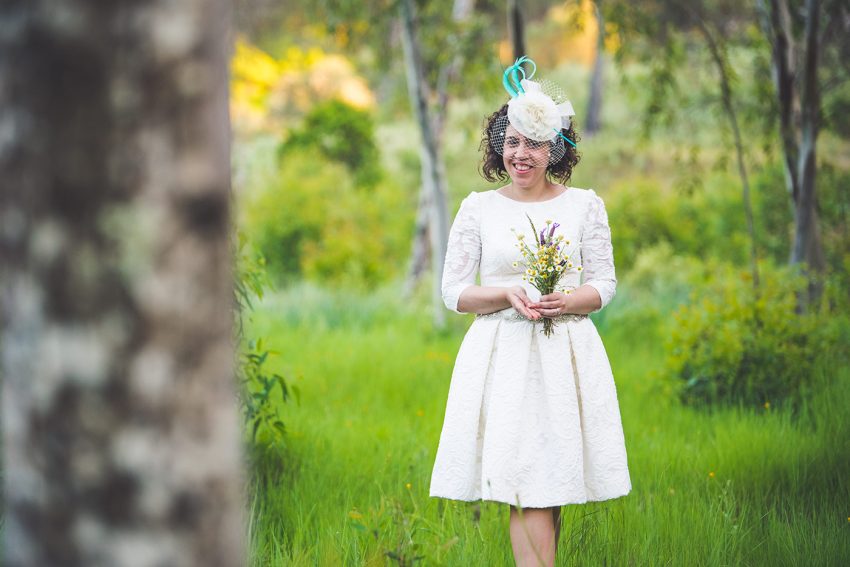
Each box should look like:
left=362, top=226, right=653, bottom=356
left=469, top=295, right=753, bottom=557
left=478, top=103, right=581, bottom=185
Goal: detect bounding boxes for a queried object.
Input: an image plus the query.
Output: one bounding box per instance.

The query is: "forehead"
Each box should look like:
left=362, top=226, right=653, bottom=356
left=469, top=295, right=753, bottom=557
left=503, top=124, right=548, bottom=147
left=504, top=124, right=524, bottom=139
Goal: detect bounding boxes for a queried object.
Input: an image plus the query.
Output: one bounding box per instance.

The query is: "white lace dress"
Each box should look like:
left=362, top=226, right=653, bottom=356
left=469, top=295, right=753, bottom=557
left=428, top=187, right=632, bottom=508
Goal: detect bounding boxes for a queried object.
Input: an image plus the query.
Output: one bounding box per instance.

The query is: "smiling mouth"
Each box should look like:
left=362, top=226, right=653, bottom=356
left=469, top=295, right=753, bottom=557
left=512, top=161, right=533, bottom=172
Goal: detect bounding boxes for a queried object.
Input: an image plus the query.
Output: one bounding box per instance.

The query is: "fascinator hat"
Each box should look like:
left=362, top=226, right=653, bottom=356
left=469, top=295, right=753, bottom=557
left=489, top=56, right=577, bottom=168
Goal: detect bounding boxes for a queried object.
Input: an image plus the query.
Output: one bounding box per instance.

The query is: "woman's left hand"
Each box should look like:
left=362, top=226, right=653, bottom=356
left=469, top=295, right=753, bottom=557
left=529, top=292, right=572, bottom=318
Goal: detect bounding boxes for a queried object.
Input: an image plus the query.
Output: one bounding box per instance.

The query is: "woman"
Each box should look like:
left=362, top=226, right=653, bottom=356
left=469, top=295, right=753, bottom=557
left=428, top=57, right=631, bottom=566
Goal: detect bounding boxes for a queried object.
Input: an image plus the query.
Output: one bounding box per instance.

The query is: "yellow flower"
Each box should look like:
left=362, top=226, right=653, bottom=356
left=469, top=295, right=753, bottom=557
left=512, top=261, right=518, bottom=267
left=709, top=471, right=715, bottom=478
left=545, top=219, right=553, bottom=224
left=763, top=401, right=770, bottom=409
left=517, top=234, right=525, bottom=240
left=405, top=483, right=412, bottom=490
left=348, top=510, right=363, bottom=520
left=577, top=266, right=582, bottom=271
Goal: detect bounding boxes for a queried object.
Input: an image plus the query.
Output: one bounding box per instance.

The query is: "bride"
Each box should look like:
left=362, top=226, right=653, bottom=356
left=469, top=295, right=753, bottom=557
left=429, top=57, right=631, bottom=566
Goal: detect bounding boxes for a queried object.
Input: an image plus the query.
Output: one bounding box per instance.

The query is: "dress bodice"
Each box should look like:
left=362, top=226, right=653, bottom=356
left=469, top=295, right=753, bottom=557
left=441, top=187, right=617, bottom=314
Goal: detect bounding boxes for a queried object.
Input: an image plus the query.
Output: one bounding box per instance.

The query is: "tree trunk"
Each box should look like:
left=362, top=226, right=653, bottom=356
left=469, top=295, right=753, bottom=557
left=403, top=0, right=475, bottom=300
left=792, top=0, right=825, bottom=311
left=508, top=0, right=527, bottom=60
left=0, top=1, right=245, bottom=565
left=585, top=1, right=606, bottom=136
left=757, top=0, right=826, bottom=311
left=695, top=17, right=761, bottom=295
left=400, top=0, right=450, bottom=329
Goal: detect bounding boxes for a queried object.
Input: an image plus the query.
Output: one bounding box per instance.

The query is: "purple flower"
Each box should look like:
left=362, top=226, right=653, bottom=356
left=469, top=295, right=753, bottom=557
left=549, top=222, right=560, bottom=237
left=539, top=229, right=546, bottom=245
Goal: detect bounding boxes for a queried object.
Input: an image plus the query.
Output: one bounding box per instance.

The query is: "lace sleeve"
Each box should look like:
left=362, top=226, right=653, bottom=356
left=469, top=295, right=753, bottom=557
left=580, top=189, right=617, bottom=313
left=441, top=191, right=481, bottom=314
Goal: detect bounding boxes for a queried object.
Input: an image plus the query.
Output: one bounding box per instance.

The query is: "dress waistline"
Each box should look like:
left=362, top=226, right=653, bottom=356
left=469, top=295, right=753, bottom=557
left=474, top=307, right=589, bottom=323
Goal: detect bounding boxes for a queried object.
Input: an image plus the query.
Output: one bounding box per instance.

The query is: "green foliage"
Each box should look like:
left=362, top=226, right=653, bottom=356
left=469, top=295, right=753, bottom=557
left=241, top=147, right=413, bottom=290
left=239, top=338, right=299, bottom=445
left=750, top=161, right=793, bottom=263
left=234, top=230, right=297, bottom=447
left=281, top=99, right=381, bottom=187
left=605, top=179, right=699, bottom=274
left=662, top=260, right=843, bottom=408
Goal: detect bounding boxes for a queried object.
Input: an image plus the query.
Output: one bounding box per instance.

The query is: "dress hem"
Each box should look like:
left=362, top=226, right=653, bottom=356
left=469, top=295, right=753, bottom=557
left=428, top=487, right=631, bottom=509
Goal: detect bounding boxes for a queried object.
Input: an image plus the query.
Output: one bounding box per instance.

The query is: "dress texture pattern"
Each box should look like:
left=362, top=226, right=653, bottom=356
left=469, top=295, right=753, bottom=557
left=429, top=187, right=632, bottom=508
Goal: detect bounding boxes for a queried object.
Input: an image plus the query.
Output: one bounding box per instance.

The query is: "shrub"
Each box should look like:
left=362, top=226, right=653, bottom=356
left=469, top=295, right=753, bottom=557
left=281, top=98, right=381, bottom=187
left=240, top=147, right=413, bottom=290
left=662, top=259, right=840, bottom=409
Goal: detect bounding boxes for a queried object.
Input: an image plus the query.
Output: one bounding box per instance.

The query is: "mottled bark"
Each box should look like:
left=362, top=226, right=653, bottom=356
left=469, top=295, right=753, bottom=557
left=0, top=1, right=245, bottom=566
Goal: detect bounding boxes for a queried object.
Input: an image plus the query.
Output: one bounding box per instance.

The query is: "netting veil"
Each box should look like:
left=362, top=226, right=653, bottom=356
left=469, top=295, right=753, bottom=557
left=489, top=56, right=577, bottom=168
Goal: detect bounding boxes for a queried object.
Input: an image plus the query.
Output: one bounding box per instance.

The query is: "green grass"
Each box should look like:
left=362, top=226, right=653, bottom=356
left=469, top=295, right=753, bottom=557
left=242, top=282, right=850, bottom=566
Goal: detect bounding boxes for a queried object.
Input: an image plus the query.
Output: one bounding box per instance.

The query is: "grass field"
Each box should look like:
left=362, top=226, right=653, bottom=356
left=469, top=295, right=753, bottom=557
left=242, top=283, right=850, bottom=566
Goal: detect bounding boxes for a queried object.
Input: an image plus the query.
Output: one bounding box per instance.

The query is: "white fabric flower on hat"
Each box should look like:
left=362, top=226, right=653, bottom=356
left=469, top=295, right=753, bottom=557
left=507, top=81, right=561, bottom=142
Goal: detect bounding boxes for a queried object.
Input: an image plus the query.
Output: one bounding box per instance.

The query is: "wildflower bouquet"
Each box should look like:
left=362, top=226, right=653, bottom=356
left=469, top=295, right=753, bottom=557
left=511, top=214, right=582, bottom=337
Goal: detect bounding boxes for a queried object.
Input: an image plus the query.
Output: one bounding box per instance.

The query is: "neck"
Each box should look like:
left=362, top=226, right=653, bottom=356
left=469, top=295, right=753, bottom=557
left=509, top=178, right=557, bottom=200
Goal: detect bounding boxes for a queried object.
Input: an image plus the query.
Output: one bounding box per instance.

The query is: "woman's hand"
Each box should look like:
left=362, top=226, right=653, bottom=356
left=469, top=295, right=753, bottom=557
left=505, top=286, right=542, bottom=320
left=529, top=291, right=571, bottom=318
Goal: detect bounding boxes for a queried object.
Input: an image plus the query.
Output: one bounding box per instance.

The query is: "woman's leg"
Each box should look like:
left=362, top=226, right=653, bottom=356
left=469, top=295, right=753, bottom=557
left=509, top=505, right=558, bottom=567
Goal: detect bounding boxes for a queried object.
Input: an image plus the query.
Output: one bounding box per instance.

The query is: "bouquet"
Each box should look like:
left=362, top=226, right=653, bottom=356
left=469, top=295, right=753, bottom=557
left=511, top=214, right=582, bottom=337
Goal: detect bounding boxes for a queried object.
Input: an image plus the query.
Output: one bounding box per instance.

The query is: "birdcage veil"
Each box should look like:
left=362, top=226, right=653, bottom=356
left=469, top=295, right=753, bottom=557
left=488, top=56, right=577, bottom=168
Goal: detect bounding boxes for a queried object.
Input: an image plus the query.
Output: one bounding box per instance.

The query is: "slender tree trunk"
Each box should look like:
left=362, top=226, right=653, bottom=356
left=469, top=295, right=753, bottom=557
left=696, top=18, right=761, bottom=294
left=757, top=0, right=826, bottom=312
left=508, top=0, right=527, bottom=60
left=0, top=1, right=245, bottom=565
left=404, top=0, right=475, bottom=299
left=585, top=1, right=606, bottom=136
left=792, top=0, right=825, bottom=310
left=402, top=185, right=432, bottom=298
left=400, top=0, right=450, bottom=328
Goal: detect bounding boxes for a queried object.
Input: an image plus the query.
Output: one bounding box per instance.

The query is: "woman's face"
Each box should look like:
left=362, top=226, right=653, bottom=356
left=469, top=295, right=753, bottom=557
left=502, top=124, right=550, bottom=187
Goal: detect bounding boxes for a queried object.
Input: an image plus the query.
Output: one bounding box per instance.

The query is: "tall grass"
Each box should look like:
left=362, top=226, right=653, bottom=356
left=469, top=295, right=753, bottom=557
left=243, top=281, right=850, bottom=566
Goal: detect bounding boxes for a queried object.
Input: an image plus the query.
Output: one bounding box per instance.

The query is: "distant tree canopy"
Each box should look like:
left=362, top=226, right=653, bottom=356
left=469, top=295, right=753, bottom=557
left=281, top=99, right=381, bottom=187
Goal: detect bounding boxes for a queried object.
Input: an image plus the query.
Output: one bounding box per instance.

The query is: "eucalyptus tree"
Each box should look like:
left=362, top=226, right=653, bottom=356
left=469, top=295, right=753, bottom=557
left=756, top=0, right=850, bottom=310
left=602, top=0, right=850, bottom=311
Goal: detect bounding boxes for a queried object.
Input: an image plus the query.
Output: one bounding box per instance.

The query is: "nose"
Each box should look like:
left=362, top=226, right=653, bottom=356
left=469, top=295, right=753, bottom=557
left=513, top=139, right=529, bottom=159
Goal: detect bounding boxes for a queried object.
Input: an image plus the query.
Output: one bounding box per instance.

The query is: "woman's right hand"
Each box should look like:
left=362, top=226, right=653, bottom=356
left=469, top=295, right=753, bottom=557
left=505, top=286, right=542, bottom=320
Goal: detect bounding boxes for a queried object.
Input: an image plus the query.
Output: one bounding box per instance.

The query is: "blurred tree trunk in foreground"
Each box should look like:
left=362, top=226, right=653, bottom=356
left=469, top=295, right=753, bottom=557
left=0, top=1, right=245, bottom=565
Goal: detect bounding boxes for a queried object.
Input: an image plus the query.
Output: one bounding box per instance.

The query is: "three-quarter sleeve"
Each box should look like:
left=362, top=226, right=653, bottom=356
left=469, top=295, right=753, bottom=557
left=441, top=191, right=481, bottom=314
left=580, top=189, right=617, bottom=313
